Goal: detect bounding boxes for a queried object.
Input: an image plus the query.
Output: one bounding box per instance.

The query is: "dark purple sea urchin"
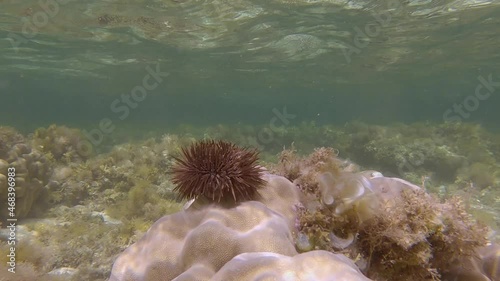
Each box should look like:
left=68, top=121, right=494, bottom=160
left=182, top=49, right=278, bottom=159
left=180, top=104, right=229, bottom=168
left=170, top=140, right=266, bottom=203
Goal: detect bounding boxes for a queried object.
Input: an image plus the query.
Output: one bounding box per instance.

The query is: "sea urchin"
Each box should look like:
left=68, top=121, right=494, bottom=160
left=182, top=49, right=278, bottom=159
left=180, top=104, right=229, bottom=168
left=170, top=139, right=266, bottom=203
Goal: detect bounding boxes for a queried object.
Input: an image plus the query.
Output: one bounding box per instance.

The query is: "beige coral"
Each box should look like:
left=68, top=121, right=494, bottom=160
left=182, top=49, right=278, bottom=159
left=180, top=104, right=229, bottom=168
left=212, top=250, right=371, bottom=281
left=109, top=201, right=297, bottom=281
left=444, top=242, right=500, bottom=281
left=110, top=173, right=371, bottom=281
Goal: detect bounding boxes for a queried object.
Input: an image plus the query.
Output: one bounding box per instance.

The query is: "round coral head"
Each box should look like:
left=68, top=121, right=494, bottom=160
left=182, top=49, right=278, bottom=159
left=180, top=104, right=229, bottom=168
left=170, top=140, right=266, bottom=203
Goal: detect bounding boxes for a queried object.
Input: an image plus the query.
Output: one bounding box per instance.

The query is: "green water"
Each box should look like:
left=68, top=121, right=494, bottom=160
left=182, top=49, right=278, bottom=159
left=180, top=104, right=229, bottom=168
left=1, top=0, right=499, bottom=133
left=1, top=1, right=500, bottom=280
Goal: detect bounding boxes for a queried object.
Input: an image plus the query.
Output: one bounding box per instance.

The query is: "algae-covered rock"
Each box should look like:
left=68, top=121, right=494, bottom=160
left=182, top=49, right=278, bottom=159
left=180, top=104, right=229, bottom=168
left=0, top=126, right=53, bottom=219
left=0, top=221, right=58, bottom=281
left=0, top=125, right=98, bottom=219
left=343, top=122, right=500, bottom=187
left=32, top=124, right=91, bottom=163
left=276, top=148, right=490, bottom=281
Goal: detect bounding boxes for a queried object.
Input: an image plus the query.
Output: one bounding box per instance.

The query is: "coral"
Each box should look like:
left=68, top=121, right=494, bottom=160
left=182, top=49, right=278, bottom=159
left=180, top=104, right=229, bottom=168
left=110, top=173, right=309, bottom=281
left=443, top=243, right=500, bottom=281
left=272, top=146, right=352, bottom=194
left=321, top=174, right=378, bottom=228
left=32, top=125, right=91, bottom=164
left=170, top=140, right=265, bottom=204
left=0, top=126, right=25, bottom=158
left=255, top=173, right=302, bottom=230
left=0, top=126, right=53, bottom=219
left=480, top=244, right=500, bottom=281
left=0, top=125, right=95, bottom=219
left=110, top=202, right=295, bottom=280
left=212, top=251, right=371, bottom=281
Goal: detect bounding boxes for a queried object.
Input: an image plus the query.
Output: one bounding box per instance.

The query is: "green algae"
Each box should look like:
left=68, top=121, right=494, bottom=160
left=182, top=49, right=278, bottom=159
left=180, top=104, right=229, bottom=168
left=106, top=178, right=182, bottom=221
left=32, top=124, right=91, bottom=163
